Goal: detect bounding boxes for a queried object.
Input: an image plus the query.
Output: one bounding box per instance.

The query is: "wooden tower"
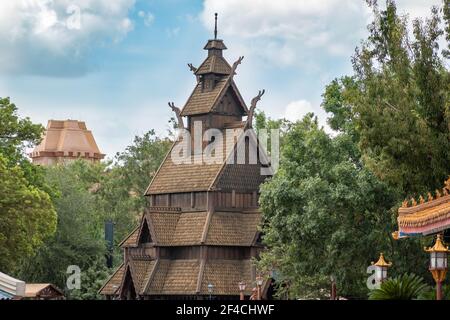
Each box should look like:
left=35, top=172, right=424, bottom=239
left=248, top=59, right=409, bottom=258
left=100, top=15, right=272, bottom=300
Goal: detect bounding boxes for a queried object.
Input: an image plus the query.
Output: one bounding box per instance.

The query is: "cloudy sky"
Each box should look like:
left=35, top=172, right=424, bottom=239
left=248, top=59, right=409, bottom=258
left=0, top=0, right=443, bottom=159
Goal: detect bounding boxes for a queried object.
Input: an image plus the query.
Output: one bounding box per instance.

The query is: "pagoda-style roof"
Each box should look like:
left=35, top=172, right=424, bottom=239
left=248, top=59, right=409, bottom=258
left=195, top=55, right=232, bottom=75
left=30, top=120, right=105, bottom=164
left=394, top=177, right=450, bottom=238
left=99, top=264, right=125, bottom=296
left=145, top=124, right=268, bottom=195
left=204, top=39, right=227, bottom=50
left=121, top=209, right=261, bottom=247
left=101, top=258, right=255, bottom=296
left=180, top=76, right=247, bottom=116
left=101, top=14, right=271, bottom=300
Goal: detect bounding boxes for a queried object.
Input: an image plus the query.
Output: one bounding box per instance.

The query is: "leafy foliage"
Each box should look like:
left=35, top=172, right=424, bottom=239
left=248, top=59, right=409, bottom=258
left=324, top=0, right=450, bottom=194
left=258, top=115, right=398, bottom=299
left=18, top=161, right=107, bottom=295
left=0, top=97, right=44, bottom=165
left=69, top=258, right=110, bottom=300
left=0, top=154, right=56, bottom=272
left=18, top=131, right=171, bottom=299
left=369, top=273, right=428, bottom=300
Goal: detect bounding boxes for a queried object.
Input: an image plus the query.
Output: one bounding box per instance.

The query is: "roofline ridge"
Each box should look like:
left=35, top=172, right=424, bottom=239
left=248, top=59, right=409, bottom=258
left=144, top=140, right=177, bottom=195
left=97, top=263, right=124, bottom=295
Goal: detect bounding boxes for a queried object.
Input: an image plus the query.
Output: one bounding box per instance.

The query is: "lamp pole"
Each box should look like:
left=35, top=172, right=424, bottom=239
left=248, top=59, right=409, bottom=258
left=238, top=281, right=246, bottom=301
left=330, top=276, right=336, bottom=300
left=256, top=276, right=263, bottom=300
left=207, top=283, right=214, bottom=301
left=424, top=234, right=449, bottom=300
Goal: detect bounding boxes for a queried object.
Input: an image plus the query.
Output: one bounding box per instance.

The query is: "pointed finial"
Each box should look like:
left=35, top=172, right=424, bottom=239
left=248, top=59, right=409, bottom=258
left=214, top=13, right=218, bottom=39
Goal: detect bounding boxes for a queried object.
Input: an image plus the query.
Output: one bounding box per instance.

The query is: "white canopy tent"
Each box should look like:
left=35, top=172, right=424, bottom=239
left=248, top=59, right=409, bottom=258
left=0, top=271, right=25, bottom=299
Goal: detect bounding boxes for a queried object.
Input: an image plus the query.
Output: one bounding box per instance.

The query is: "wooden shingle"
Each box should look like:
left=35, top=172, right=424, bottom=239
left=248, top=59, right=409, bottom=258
left=196, top=55, right=232, bottom=75
left=145, top=259, right=200, bottom=295
left=206, top=212, right=261, bottom=246
left=98, top=264, right=125, bottom=296
left=200, top=260, right=253, bottom=295
left=180, top=78, right=228, bottom=116
left=119, top=226, right=139, bottom=248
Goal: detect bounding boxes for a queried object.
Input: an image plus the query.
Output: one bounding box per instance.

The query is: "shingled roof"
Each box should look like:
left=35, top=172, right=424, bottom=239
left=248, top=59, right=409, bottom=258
left=141, top=258, right=254, bottom=296
left=196, top=55, right=232, bottom=75
left=99, top=264, right=125, bottom=296
left=133, top=210, right=260, bottom=247
left=205, top=212, right=261, bottom=246
left=145, top=259, right=200, bottom=295
left=146, top=124, right=243, bottom=195
left=119, top=226, right=140, bottom=248
left=180, top=78, right=247, bottom=116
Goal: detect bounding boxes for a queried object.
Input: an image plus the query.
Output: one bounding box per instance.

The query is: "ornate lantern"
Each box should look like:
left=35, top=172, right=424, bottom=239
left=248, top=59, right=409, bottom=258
left=372, top=253, right=392, bottom=284
left=424, top=234, right=449, bottom=300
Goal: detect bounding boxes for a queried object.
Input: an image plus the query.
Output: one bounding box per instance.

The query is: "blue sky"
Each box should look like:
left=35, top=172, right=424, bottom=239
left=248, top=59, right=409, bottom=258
left=0, top=0, right=443, bottom=158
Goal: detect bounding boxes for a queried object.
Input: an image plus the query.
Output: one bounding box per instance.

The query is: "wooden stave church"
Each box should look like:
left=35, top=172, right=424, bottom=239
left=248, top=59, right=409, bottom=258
left=100, top=19, right=272, bottom=300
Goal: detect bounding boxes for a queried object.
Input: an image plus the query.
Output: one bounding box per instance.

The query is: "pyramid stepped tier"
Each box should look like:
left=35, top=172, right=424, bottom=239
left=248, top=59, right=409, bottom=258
left=30, top=120, right=105, bottom=165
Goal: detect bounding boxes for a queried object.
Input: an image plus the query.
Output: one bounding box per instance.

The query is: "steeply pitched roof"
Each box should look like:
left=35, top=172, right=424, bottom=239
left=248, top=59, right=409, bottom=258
left=204, top=39, right=227, bottom=50
left=145, top=124, right=270, bottom=195
left=180, top=77, right=247, bottom=116
left=195, top=55, right=232, bottom=75
left=180, top=78, right=228, bottom=116
left=136, top=210, right=260, bottom=247
left=200, top=259, right=253, bottom=295
left=146, top=211, right=207, bottom=246
left=145, top=152, right=224, bottom=194
left=129, top=259, right=157, bottom=295
left=99, top=264, right=125, bottom=296
left=142, top=258, right=254, bottom=296
left=145, top=259, right=200, bottom=295
left=205, top=212, right=261, bottom=246
left=119, top=226, right=140, bottom=248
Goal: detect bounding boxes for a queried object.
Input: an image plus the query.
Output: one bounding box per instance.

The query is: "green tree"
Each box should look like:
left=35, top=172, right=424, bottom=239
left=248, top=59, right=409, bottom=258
left=0, top=154, right=56, bottom=273
left=69, top=257, right=110, bottom=300
left=0, top=97, right=44, bottom=165
left=324, top=0, right=450, bottom=195
left=18, top=161, right=107, bottom=296
left=97, top=130, right=171, bottom=244
left=258, top=115, right=398, bottom=299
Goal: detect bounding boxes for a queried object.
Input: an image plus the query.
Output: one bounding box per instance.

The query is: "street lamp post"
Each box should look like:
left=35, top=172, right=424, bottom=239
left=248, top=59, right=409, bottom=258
left=256, top=276, right=263, bottom=300
left=424, top=234, right=449, bottom=300
left=207, top=283, right=214, bottom=301
left=372, top=252, right=392, bottom=285
left=238, top=281, right=246, bottom=301
left=330, top=275, right=337, bottom=300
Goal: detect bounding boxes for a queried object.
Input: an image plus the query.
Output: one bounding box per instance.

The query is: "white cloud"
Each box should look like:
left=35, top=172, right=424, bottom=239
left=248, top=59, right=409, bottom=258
left=0, top=0, right=135, bottom=76
left=201, top=0, right=371, bottom=66
left=284, top=100, right=315, bottom=122
left=138, top=10, right=155, bottom=27
left=201, top=0, right=442, bottom=68
left=283, top=99, right=331, bottom=132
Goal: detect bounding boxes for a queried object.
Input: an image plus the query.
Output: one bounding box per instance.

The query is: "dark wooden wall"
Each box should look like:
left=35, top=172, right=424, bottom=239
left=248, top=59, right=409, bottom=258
left=149, top=191, right=258, bottom=210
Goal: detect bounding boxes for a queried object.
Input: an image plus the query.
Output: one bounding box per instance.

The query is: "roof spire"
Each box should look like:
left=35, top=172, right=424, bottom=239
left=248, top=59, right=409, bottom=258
left=214, top=13, right=218, bottom=39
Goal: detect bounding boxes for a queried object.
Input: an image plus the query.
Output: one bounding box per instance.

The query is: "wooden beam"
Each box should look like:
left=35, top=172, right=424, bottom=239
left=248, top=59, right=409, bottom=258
left=196, top=258, right=206, bottom=294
